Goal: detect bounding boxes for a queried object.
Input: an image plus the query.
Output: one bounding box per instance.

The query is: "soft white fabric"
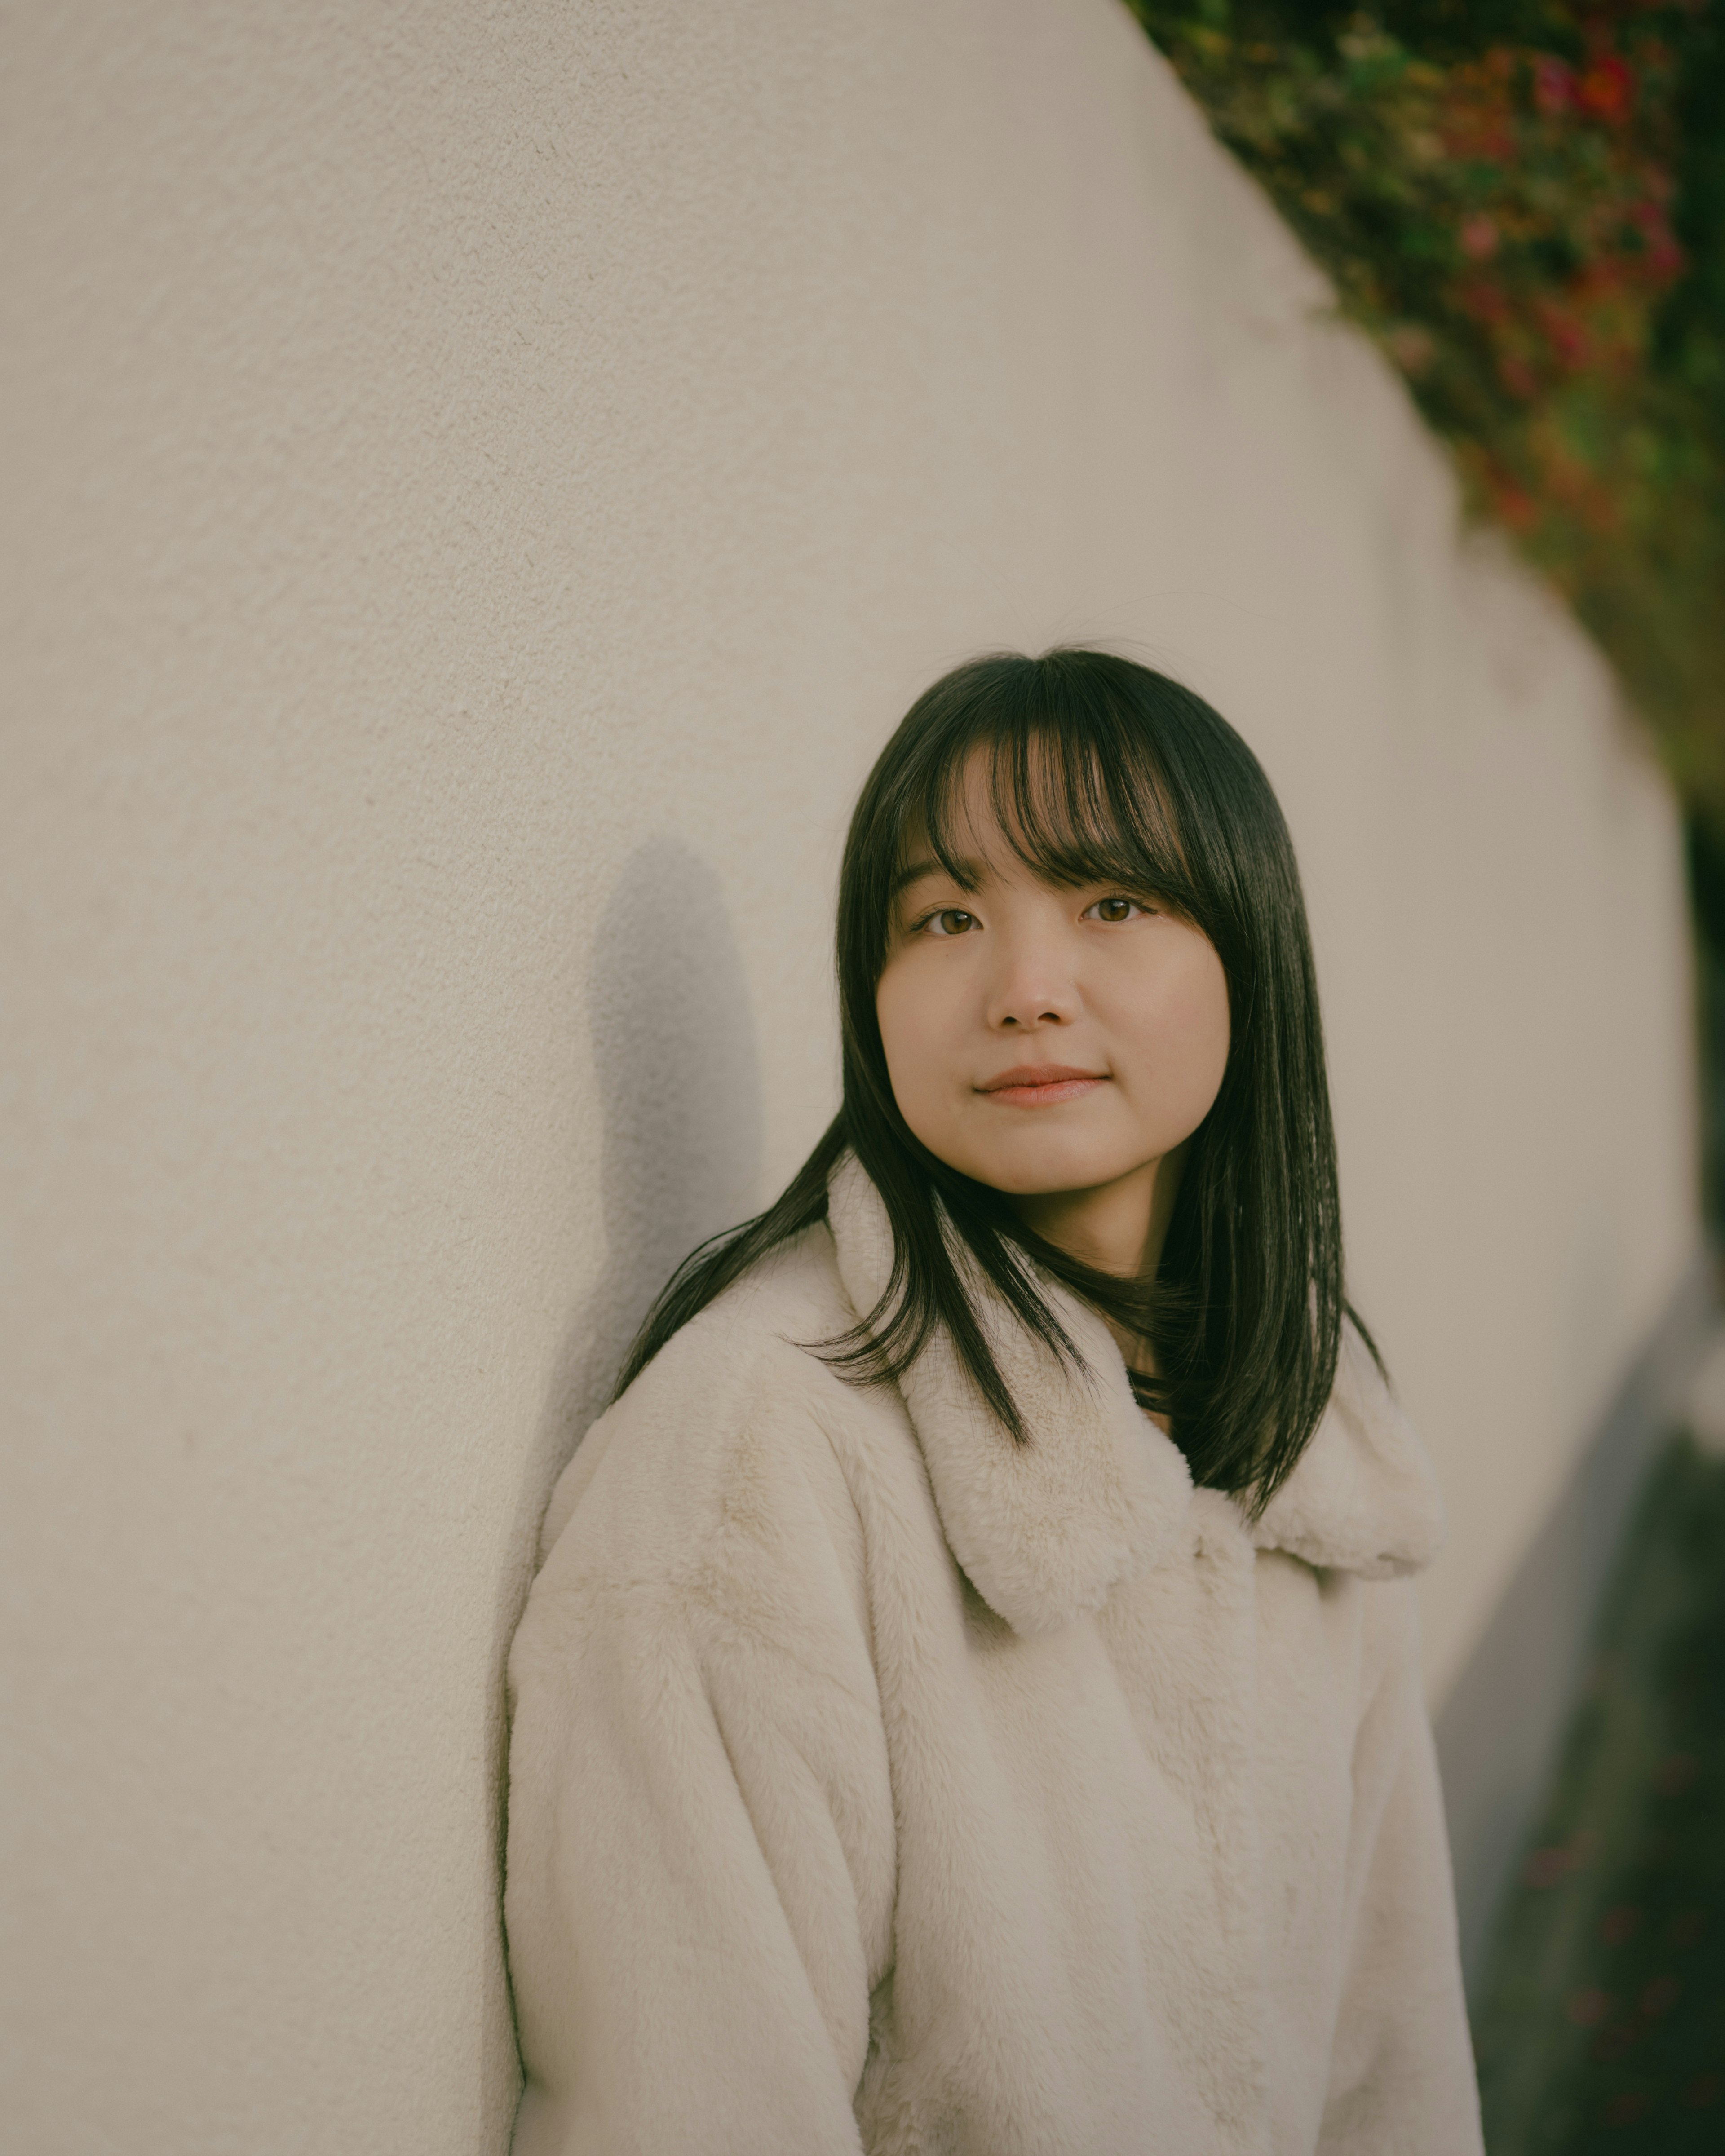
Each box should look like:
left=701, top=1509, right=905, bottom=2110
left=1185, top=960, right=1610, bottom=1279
left=505, top=1156, right=1483, bottom=2156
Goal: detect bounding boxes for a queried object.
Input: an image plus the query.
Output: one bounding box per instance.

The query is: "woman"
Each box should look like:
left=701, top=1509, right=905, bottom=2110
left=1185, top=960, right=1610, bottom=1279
left=504, top=648, right=1483, bottom=2154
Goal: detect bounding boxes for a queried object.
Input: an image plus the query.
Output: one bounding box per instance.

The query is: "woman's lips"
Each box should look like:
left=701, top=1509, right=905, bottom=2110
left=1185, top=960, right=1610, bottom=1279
left=975, top=1065, right=1109, bottom=1107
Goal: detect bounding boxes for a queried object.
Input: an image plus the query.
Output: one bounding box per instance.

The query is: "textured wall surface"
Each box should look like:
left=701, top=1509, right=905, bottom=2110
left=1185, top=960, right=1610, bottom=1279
left=1, top=0, right=1696, bottom=2148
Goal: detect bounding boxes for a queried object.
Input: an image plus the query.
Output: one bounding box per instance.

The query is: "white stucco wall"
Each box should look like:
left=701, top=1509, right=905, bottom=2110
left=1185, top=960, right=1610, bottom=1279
left=2, top=0, right=1696, bottom=2148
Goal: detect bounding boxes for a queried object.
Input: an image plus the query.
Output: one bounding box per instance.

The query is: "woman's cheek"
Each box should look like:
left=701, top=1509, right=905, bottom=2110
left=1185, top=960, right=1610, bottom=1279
left=895, top=1064, right=942, bottom=1153
left=1116, top=949, right=1229, bottom=1135
left=877, top=971, right=949, bottom=1149
left=1160, top=954, right=1230, bottom=1124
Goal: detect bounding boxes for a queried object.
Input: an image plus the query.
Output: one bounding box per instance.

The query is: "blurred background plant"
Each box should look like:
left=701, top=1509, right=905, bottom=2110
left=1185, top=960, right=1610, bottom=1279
left=1128, top=0, right=1725, bottom=812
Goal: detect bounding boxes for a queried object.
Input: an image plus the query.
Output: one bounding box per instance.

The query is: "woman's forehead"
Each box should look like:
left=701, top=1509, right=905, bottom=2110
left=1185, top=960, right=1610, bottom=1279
left=896, top=735, right=1158, bottom=884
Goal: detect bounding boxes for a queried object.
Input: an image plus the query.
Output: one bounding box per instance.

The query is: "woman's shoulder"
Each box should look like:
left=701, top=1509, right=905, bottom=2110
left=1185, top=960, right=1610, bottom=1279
left=1248, top=1316, right=1447, bottom=1583
left=530, top=1219, right=873, bottom=1588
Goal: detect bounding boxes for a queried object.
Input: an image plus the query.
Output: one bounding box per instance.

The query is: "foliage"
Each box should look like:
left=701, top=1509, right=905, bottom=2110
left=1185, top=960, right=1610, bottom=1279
left=1469, top=1434, right=1725, bottom=2149
left=1127, top=0, right=1725, bottom=809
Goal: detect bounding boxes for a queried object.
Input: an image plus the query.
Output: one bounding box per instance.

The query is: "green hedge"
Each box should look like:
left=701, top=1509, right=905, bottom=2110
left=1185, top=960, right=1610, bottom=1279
left=1128, top=0, right=1725, bottom=811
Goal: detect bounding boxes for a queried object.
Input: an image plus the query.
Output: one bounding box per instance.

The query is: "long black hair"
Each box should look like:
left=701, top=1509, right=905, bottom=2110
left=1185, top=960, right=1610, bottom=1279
left=615, top=648, right=1362, bottom=1512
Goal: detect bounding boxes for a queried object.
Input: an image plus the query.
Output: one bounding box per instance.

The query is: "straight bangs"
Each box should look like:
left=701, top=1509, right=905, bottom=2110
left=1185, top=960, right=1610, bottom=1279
left=850, top=652, right=1222, bottom=996
left=918, top=694, right=1202, bottom=928
left=617, top=646, right=1357, bottom=1518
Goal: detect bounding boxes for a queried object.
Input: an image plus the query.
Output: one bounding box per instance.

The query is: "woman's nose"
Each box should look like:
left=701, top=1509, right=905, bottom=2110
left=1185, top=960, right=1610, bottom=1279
left=985, top=937, right=1079, bottom=1030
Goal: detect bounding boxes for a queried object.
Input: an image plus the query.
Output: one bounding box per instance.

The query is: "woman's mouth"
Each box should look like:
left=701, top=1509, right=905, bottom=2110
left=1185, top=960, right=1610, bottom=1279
left=975, top=1065, right=1109, bottom=1107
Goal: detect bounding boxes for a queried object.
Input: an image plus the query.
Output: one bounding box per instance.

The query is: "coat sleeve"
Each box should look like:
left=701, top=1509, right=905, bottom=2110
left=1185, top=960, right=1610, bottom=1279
left=503, top=1395, right=896, bottom=2156
left=1319, top=1580, right=1485, bottom=2155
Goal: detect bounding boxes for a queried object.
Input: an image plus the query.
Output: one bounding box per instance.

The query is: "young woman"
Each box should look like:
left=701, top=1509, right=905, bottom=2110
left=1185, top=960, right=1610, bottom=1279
left=504, top=649, right=1483, bottom=2155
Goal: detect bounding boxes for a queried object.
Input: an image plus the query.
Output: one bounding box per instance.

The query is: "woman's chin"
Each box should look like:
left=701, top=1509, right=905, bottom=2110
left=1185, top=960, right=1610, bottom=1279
left=962, top=1149, right=1146, bottom=1199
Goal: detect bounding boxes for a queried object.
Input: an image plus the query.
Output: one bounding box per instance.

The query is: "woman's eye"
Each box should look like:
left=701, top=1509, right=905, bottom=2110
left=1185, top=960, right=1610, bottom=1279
left=923, top=908, right=977, bottom=937
left=1084, top=896, right=1148, bottom=923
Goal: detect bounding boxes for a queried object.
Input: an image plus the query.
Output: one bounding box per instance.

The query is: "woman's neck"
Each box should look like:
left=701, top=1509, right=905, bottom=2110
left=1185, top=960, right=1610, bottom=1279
left=1010, top=1141, right=1189, bottom=1286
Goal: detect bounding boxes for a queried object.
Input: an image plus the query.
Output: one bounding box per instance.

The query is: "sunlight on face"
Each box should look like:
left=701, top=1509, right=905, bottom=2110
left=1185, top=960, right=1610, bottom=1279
left=875, top=752, right=1230, bottom=1253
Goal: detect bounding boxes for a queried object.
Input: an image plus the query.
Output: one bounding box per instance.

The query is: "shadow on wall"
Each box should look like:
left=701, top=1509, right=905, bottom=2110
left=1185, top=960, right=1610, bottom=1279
left=481, top=840, right=768, bottom=2129
left=545, top=835, right=766, bottom=1482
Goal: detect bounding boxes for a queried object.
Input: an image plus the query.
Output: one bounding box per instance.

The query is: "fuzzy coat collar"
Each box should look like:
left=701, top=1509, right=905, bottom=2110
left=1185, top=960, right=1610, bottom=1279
left=825, top=1154, right=1445, bottom=1636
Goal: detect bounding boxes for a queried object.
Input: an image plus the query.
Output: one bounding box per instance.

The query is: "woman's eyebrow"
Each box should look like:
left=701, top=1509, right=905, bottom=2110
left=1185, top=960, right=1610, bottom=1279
left=890, top=854, right=982, bottom=897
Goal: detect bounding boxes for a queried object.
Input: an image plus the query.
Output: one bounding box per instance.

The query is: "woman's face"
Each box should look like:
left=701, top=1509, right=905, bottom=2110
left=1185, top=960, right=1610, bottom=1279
left=874, top=759, right=1230, bottom=1218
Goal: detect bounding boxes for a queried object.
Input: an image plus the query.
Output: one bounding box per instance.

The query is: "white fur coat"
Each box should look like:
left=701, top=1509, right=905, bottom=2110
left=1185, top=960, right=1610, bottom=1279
left=505, top=1157, right=1483, bottom=2154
